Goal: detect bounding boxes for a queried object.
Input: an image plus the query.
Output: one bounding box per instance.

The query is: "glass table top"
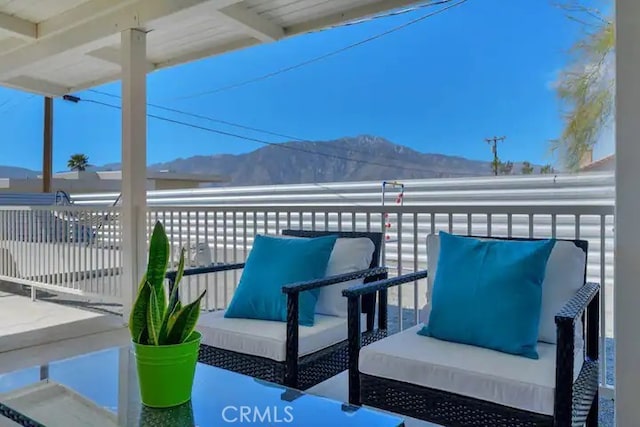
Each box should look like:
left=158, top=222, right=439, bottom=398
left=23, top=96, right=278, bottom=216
left=0, top=347, right=404, bottom=427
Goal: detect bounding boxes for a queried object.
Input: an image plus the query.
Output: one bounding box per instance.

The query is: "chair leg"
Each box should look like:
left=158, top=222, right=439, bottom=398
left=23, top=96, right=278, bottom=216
left=586, top=391, right=598, bottom=427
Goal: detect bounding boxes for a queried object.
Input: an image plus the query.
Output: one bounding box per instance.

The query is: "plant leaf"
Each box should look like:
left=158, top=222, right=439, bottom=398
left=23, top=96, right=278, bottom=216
left=166, top=290, right=206, bottom=344
left=147, top=284, right=164, bottom=346
left=168, top=248, right=186, bottom=314
left=147, top=221, right=169, bottom=311
left=129, top=278, right=151, bottom=344
left=158, top=297, right=181, bottom=345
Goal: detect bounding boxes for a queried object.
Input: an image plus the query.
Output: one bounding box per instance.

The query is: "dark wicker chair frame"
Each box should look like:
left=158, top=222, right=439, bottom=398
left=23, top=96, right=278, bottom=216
left=166, top=229, right=387, bottom=391
left=342, top=237, right=600, bottom=427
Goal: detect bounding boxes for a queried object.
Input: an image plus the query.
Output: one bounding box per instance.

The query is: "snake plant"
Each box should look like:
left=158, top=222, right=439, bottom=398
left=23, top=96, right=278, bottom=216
left=129, top=221, right=206, bottom=345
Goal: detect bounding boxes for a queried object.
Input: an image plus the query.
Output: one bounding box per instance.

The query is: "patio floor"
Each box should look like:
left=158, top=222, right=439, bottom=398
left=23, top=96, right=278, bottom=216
left=0, top=321, right=615, bottom=426
left=0, top=291, right=123, bottom=355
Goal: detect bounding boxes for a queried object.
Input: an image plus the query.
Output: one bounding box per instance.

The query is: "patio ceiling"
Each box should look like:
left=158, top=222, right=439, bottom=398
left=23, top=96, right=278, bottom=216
left=0, top=0, right=423, bottom=97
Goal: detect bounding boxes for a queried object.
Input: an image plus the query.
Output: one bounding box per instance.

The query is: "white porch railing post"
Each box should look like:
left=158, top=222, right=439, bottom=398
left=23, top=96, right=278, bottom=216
left=120, top=28, right=147, bottom=322
left=616, top=0, right=639, bottom=422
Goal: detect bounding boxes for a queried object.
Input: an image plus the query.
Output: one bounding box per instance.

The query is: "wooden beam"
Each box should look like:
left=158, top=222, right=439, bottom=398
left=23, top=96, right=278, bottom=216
left=0, top=0, right=240, bottom=79
left=86, top=46, right=154, bottom=71
left=152, top=37, right=258, bottom=69
left=0, top=37, right=25, bottom=55
left=3, top=76, right=68, bottom=97
left=217, top=3, right=284, bottom=42
left=285, top=0, right=423, bottom=35
left=0, top=12, right=36, bottom=39
left=42, top=97, right=53, bottom=193
left=69, top=37, right=257, bottom=93
left=37, top=0, right=136, bottom=39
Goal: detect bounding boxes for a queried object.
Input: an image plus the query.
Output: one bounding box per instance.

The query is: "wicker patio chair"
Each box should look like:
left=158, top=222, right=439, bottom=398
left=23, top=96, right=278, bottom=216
left=166, top=230, right=387, bottom=390
left=342, top=235, right=600, bottom=427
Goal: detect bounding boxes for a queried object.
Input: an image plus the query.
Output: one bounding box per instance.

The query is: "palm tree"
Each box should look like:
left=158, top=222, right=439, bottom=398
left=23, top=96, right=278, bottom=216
left=67, top=154, right=90, bottom=171
left=521, top=161, right=534, bottom=175
left=498, top=161, right=514, bottom=175
left=540, top=164, right=555, bottom=175
left=553, top=2, right=614, bottom=170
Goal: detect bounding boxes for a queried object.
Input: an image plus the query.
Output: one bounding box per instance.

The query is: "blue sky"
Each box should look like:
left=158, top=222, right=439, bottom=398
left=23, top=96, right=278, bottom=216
left=0, top=0, right=602, bottom=172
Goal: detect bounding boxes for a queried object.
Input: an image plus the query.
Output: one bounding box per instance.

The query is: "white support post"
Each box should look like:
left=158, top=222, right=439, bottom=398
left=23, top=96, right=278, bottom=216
left=615, top=0, right=640, bottom=423
left=120, top=29, right=147, bottom=322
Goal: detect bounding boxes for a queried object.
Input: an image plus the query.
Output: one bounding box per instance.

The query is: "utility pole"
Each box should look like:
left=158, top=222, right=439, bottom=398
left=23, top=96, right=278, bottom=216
left=485, top=136, right=506, bottom=176
left=43, top=97, right=53, bottom=193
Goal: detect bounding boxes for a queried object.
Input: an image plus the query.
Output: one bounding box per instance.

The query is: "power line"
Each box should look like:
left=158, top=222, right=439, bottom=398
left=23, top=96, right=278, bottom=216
left=78, top=97, right=432, bottom=174
left=0, top=94, right=35, bottom=116
left=165, top=0, right=469, bottom=102
left=88, top=88, right=381, bottom=159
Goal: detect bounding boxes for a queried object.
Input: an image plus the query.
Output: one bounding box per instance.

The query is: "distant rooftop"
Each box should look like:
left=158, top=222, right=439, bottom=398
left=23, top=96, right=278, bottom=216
left=580, top=155, right=615, bottom=172
left=0, top=170, right=228, bottom=193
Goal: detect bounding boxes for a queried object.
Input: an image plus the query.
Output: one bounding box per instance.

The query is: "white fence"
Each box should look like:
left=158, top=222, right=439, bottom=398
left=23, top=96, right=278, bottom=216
left=0, top=206, right=122, bottom=302
left=0, top=171, right=616, bottom=396
left=145, top=203, right=615, bottom=390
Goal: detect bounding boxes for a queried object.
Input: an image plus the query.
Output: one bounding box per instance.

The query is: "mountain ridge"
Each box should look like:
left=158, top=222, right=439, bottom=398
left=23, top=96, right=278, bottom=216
left=1, top=136, right=543, bottom=185
left=147, top=135, right=540, bottom=186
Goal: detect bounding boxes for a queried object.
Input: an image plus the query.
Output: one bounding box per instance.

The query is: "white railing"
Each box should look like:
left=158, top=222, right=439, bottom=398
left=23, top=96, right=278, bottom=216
left=0, top=206, right=122, bottom=302
left=146, top=203, right=615, bottom=393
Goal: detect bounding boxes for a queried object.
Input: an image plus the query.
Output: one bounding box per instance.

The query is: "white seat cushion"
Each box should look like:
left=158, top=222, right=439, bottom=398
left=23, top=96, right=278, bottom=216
left=424, top=234, right=586, bottom=345
left=359, top=326, right=584, bottom=416
left=279, top=235, right=376, bottom=317
left=317, top=237, right=375, bottom=317
left=198, top=310, right=366, bottom=362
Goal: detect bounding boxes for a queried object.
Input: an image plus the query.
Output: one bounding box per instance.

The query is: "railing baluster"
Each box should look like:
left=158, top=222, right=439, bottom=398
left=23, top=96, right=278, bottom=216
left=487, top=213, right=492, bottom=236
left=397, top=213, right=403, bottom=331
left=430, top=213, right=435, bottom=235
left=224, top=212, right=229, bottom=308
left=213, top=211, right=219, bottom=311
left=551, top=214, right=557, bottom=239
left=467, top=213, right=472, bottom=235
left=263, top=211, right=268, bottom=235
left=204, top=210, right=210, bottom=311
left=528, top=214, right=534, bottom=238
left=413, top=213, right=419, bottom=324
left=233, top=211, right=238, bottom=286
left=600, top=214, right=607, bottom=386
left=507, top=213, right=513, bottom=238
left=195, top=211, right=202, bottom=305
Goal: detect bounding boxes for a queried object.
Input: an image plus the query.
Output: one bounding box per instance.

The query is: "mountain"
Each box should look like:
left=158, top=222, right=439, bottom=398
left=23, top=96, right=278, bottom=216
left=0, top=166, right=39, bottom=179
left=148, top=135, right=540, bottom=186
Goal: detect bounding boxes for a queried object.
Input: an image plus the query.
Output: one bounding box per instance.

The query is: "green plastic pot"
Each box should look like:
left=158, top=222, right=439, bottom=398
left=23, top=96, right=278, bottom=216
left=132, top=331, right=201, bottom=408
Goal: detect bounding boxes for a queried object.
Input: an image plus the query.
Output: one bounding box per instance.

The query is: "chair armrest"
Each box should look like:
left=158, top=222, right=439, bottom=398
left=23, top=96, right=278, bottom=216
left=165, top=262, right=245, bottom=282
left=342, top=270, right=429, bottom=298
left=555, top=282, right=600, bottom=323
left=553, top=282, right=600, bottom=424
left=282, top=267, right=388, bottom=294
left=343, top=269, right=428, bottom=404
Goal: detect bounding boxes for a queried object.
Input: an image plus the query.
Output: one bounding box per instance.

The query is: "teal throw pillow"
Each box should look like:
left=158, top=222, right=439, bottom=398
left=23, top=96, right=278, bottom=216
left=418, top=232, right=555, bottom=359
left=225, top=234, right=338, bottom=326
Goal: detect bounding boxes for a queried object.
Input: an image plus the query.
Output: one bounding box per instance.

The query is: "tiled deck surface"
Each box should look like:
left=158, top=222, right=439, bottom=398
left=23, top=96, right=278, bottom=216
left=0, top=291, right=123, bottom=355
left=0, top=300, right=615, bottom=425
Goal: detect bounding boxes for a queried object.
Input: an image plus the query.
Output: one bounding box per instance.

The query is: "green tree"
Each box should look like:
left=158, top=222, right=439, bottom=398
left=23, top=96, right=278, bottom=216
left=540, top=164, right=555, bottom=174
left=67, top=154, right=90, bottom=171
left=498, top=161, right=514, bottom=175
left=553, top=1, right=614, bottom=170
left=521, top=161, right=535, bottom=174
